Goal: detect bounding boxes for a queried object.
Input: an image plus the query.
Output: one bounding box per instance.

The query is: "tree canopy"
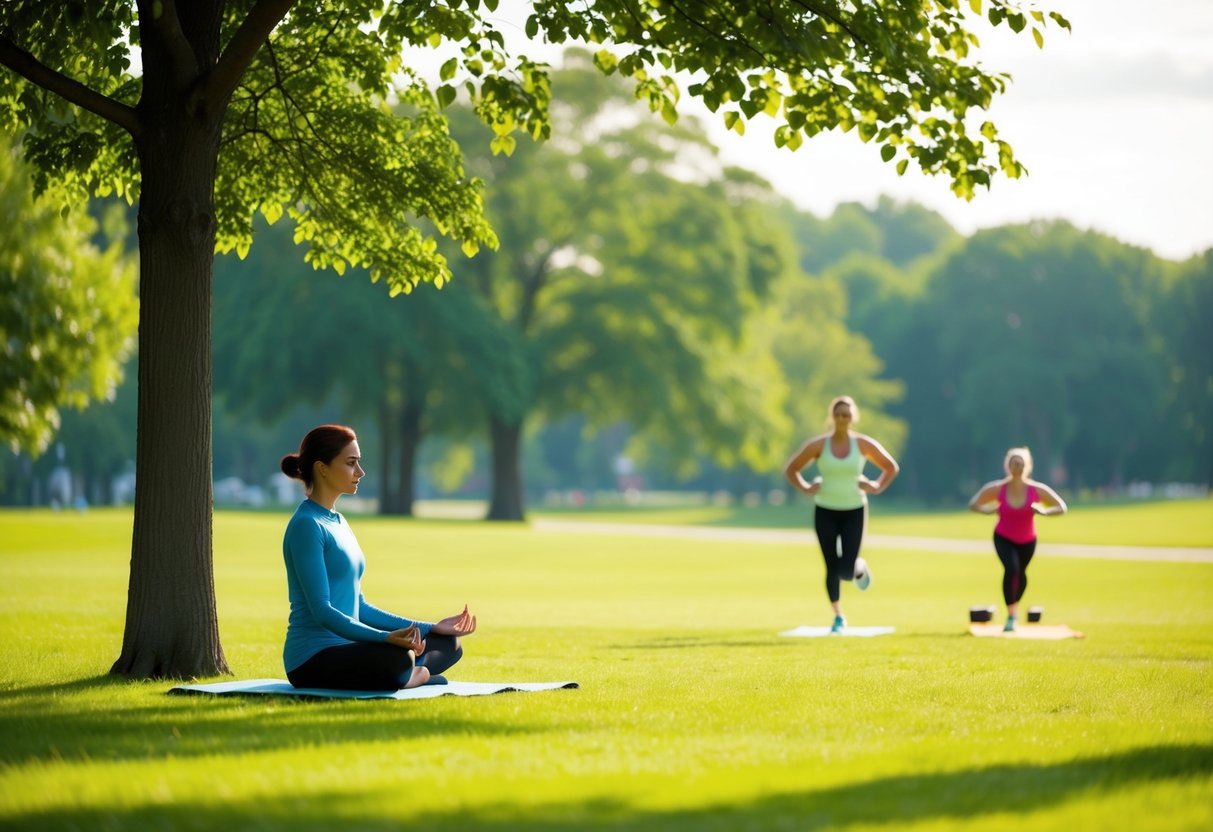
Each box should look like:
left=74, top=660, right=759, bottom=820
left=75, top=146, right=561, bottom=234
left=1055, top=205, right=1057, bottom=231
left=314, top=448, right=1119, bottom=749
left=0, top=145, right=137, bottom=455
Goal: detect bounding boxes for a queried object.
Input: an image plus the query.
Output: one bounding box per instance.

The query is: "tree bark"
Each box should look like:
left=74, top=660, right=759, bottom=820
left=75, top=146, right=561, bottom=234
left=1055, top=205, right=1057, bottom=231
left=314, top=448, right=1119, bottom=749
left=110, top=8, right=229, bottom=677
left=486, top=415, right=525, bottom=521
left=377, top=399, right=397, bottom=514
left=393, top=398, right=423, bottom=517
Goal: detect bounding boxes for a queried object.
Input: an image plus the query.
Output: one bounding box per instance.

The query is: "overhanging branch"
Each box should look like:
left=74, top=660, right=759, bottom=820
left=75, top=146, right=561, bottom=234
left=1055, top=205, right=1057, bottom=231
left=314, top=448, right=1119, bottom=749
left=205, top=0, right=297, bottom=110
left=0, top=34, right=141, bottom=138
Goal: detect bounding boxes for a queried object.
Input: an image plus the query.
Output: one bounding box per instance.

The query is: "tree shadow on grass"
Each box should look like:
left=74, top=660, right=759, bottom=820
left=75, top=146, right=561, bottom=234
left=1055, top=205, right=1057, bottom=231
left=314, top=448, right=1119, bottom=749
left=6, top=743, right=1210, bottom=831
left=0, top=676, right=575, bottom=765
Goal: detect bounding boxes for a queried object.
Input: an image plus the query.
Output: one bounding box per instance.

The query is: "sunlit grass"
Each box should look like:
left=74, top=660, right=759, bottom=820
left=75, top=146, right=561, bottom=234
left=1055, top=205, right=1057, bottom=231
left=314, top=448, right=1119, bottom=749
left=1, top=506, right=1210, bottom=831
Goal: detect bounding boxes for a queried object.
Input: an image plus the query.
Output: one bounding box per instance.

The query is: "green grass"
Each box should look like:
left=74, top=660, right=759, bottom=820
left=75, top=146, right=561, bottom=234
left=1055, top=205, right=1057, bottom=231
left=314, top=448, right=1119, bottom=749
left=1, top=506, right=1211, bottom=831
left=533, top=495, right=1213, bottom=547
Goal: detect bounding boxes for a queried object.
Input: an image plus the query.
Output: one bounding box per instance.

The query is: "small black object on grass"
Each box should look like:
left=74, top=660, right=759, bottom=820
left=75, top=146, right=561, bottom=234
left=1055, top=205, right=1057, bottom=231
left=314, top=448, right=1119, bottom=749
left=969, top=605, right=996, bottom=623
left=1027, top=606, right=1044, bottom=623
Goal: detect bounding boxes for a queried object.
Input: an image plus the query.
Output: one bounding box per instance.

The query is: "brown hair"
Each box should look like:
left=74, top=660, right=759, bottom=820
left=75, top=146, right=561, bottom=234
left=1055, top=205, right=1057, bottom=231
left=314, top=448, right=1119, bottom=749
left=826, top=395, right=860, bottom=427
left=281, top=425, right=357, bottom=487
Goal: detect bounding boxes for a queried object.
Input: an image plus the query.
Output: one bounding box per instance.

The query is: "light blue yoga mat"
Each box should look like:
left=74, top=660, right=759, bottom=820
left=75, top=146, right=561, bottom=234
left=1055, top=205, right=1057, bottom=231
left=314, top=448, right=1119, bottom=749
left=169, top=678, right=578, bottom=700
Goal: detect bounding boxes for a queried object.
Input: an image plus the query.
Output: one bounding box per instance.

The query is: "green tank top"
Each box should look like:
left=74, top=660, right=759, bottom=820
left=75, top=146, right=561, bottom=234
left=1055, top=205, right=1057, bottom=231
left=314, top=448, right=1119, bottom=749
left=815, top=436, right=866, bottom=510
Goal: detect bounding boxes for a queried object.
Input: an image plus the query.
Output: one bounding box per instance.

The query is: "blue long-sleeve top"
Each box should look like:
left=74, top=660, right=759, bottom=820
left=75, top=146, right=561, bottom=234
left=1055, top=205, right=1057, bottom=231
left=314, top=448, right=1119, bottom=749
left=282, top=499, right=432, bottom=673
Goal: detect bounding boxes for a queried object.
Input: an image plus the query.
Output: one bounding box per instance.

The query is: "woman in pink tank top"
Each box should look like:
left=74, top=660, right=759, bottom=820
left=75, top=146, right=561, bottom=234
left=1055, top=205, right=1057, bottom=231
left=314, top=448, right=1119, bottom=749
left=968, top=447, right=1068, bottom=631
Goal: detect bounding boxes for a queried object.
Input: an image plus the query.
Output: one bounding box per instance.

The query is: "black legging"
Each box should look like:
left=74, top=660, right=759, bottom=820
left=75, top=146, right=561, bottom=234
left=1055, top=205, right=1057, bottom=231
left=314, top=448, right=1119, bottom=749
left=814, top=505, right=867, bottom=603
left=287, top=632, right=463, bottom=691
left=993, top=532, right=1037, bottom=607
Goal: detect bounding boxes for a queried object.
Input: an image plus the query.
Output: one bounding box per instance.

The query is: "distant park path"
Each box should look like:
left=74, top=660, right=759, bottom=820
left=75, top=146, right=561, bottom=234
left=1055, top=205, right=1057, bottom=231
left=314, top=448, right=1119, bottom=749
left=531, top=519, right=1213, bottom=564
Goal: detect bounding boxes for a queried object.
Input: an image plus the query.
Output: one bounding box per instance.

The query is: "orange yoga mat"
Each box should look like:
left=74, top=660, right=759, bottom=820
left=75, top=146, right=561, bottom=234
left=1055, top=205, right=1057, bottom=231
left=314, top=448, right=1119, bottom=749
left=969, top=623, right=1085, bottom=639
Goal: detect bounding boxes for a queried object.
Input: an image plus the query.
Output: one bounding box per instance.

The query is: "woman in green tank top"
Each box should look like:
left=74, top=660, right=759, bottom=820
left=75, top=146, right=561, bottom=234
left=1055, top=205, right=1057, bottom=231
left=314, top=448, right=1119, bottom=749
left=784, top=395, right=900, bottom=633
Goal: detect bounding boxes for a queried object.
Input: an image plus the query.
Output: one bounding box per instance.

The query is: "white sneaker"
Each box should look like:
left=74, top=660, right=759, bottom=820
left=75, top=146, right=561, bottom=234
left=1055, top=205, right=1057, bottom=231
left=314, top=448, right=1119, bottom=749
left=854, top=557, right=872, bottom=591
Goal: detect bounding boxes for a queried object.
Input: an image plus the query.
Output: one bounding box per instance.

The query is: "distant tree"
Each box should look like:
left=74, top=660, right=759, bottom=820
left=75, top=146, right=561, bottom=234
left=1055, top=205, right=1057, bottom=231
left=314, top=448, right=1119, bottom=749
left=769, top=275, right=907, bottom=474
left=1145, top=250, right=1213, bottom=485
left=213, top=220, right=525, bottom=516
left=791, top=204, right=884, bottom=275
left=792, top=198, right=960, bottom=275
left=0, top=0, right=1067, bottom=677
left=0, top=146, right=136, bottom=456
left=824, top=253, right=921, bottom=340
left=868, top=197, right=963, bottom=268
left=452, top=57, right=791, bottom=519
left=896, top=222, right=1174, bottom=499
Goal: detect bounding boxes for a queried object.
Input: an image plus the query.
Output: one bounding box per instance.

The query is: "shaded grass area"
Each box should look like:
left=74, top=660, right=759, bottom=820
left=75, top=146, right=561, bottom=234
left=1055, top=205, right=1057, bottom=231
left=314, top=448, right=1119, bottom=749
left=1, top=508, right=1211, bottom=831
left=533, top=495, right=1213, bottom=547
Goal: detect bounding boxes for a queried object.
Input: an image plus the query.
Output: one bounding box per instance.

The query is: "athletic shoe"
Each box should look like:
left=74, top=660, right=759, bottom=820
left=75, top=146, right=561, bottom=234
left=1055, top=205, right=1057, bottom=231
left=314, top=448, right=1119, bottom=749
left=424, top=674, right=449, bottom=686
left=831, top=614, right=847, bottom=634
left=854, top=557, right=872, bottom=591
left=1003, top=616, right=1017, bottom=633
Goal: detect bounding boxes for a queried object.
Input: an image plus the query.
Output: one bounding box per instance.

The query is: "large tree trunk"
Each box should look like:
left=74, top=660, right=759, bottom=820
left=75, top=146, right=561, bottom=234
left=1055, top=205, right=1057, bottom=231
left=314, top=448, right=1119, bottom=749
left=111, top=8, right=229, bottom=678
left=486, top=415, right=525, bottom=521
left=393, top=398, right=423, bottom=517
left=377, top=400, right=397, bottom=514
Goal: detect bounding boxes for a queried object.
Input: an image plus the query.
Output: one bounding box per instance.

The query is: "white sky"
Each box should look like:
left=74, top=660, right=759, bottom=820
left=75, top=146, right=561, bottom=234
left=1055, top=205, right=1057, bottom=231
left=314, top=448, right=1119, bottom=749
left=470, top=0, right=1213, bottom=261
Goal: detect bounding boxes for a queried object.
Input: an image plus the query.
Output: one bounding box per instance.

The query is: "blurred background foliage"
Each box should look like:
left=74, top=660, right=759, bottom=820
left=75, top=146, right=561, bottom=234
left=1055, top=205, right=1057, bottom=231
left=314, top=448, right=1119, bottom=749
left=3, top=54, right=1209, bottom=513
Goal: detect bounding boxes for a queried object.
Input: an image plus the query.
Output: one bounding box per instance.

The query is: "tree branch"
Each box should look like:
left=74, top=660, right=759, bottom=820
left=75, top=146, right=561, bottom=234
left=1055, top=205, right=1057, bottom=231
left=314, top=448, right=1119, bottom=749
left=205, top=0, right=297, bottom=109
left=0, top=34, right=141, bottom=138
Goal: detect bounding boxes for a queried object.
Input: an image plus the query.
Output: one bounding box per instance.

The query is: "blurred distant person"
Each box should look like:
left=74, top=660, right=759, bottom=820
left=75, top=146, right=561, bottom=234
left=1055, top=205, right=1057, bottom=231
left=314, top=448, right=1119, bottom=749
left=968, top=447, right=1068, bottom=632
left=279, top=424, right=477, bottom=690
left=784, top=395, right=900, bottom=633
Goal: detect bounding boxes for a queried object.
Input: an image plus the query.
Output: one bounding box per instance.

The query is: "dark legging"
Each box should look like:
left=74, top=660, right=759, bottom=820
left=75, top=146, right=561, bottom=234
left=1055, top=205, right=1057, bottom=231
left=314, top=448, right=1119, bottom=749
left=287, top=633, right=463, bottom=691
left=993, top=532, right=1037, bottom=606
left=814, top=505, right=867, bottom=603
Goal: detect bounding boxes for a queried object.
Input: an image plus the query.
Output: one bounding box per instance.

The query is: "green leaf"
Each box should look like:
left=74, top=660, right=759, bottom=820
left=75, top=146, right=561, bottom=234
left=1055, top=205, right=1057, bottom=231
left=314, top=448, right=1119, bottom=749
left=489, top=133, right=517, bottom=156
left=261, top=202, right=283, bottom=225
left=440, top=58, right=458, bottom=82
left=660, top=98, right=678, bottom=127
left=1049, top=12, right=1072, bottom=31
left=896, top=159, right=909, bottom=176
left=437, top=84, right=456, bottom=108
left=880, top=144, right=896, bottom=162
left=593, top=49, right=619, bottom=75
left=1032, top=27, right=1044, bottom=48
left=763, top=90, right=782, bottom=117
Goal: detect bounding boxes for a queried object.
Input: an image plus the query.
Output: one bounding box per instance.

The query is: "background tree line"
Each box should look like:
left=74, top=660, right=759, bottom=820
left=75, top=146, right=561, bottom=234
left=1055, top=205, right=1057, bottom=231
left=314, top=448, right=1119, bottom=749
left=3, top=57, right=1209, bottom=514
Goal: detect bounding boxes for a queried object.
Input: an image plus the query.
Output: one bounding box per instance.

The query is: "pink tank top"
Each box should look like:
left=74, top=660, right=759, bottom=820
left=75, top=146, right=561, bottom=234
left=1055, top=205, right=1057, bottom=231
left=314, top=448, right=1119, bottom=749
left=995, top=483, right=1038, bottom=544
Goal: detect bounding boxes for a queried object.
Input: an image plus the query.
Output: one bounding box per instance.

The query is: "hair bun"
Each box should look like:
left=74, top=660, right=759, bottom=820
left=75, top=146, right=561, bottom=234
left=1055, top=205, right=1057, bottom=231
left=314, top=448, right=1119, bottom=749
left=280, top=453, right=302, bottom=479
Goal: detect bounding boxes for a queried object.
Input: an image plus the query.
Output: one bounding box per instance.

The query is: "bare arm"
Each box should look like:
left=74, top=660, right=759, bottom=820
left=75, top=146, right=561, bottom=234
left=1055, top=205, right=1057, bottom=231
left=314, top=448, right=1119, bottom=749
left=1030, top=481, right=1068, bottom=516
left=784, top=436, right=825, bottom=495
left=857, top=435, right=899, bottom=495
left=968, top=481, right=1002, bottom=514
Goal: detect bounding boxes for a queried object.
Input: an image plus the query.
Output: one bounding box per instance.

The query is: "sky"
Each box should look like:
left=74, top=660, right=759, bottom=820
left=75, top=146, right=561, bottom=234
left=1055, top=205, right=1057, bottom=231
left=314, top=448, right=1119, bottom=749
left=469, top=0, right=1213, bottom=261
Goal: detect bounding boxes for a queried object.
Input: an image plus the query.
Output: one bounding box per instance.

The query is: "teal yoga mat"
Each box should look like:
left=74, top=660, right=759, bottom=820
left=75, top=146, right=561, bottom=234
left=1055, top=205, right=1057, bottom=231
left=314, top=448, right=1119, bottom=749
left=169, top=678, right=579, bottom=700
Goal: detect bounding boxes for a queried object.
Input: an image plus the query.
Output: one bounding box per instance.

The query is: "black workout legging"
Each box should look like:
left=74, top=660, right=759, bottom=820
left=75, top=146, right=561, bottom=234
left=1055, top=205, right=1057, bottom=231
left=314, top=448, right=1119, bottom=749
left=814, top=505, right=867, bottom=603
left=993, top=532, right=1037, bottom=606
left=287, top=632, right=463, bottom=691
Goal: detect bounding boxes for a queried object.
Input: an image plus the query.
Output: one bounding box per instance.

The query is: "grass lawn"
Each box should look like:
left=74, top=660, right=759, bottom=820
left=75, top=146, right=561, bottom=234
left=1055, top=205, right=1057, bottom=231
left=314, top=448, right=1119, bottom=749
left=1, top=506, right=1210, bottom=831
left=533, top=496, right=1213, bottom=548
